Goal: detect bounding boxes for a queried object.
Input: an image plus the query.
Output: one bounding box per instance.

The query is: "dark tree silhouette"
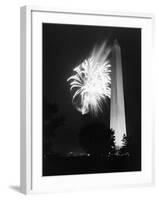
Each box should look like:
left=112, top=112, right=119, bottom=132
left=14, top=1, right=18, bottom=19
left=120, top=134, right=129, bottom=155
left=43, top=97, right=65, bottom=156
left=79, top=122, right=115, bottom=156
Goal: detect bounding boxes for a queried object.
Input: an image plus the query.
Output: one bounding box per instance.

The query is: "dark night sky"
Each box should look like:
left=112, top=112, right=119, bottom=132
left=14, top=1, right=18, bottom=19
left=43, top=23, right=141, bottom=154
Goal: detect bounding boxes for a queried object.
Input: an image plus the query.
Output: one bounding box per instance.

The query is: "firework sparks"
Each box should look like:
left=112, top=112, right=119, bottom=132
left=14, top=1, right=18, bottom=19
left=67, top=41, right=111, bottom=116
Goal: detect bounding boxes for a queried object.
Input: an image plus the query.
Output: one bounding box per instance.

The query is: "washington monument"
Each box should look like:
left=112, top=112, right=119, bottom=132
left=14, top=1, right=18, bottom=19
left=110, top=40, right=127, bottom=149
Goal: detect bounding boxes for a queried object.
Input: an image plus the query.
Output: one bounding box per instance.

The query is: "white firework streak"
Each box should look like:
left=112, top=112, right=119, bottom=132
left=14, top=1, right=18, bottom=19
left=67, top=41, right=111, bottom=116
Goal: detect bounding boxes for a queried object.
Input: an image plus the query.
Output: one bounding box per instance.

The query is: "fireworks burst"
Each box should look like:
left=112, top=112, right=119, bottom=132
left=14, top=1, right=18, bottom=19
left=67, top=41, right=111, bottom=116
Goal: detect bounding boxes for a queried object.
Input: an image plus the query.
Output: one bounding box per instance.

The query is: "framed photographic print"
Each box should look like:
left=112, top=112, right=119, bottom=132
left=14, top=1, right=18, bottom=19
left=20, top=6, right=154, bottom=194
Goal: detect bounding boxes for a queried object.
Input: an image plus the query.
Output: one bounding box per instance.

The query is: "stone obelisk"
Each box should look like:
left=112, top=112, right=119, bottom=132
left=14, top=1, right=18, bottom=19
left=110, top=40, right=127, bottom=149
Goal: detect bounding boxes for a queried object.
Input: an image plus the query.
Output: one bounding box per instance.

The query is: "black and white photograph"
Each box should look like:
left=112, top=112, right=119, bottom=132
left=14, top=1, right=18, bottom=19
left=42, top=23, right=141, bottom=176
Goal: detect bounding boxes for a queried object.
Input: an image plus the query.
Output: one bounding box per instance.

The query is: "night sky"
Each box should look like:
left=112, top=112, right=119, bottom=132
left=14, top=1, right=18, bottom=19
left=42, top=23, right=141, bottom=155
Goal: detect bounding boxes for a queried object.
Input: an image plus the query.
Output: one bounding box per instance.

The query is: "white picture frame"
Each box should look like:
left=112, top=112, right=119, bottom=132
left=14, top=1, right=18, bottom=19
left=20, top=6, right=154, bottom=194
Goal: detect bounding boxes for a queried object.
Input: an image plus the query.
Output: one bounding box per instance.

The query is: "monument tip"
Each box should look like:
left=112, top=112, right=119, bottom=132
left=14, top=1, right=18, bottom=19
left=114, top=39, right=119, bottom=46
